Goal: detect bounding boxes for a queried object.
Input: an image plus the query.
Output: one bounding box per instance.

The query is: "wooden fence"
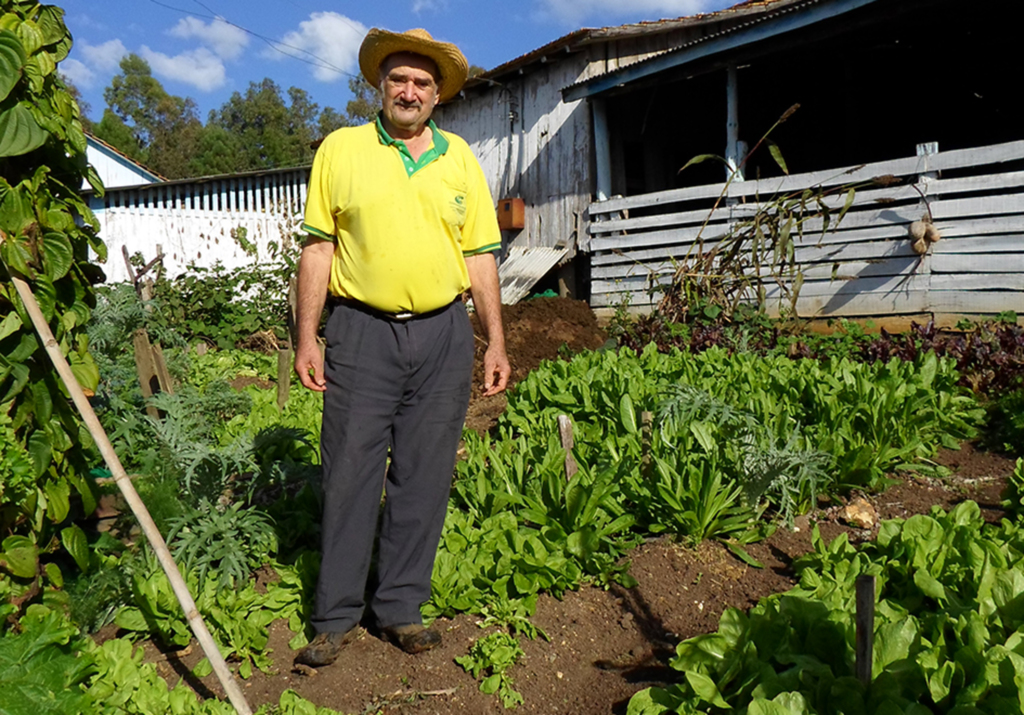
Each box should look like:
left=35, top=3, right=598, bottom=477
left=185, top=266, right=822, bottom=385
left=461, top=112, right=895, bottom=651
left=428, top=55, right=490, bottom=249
left=89, top=167, right=310, bottom=284
left=588, top=140, right=1024, bottom=321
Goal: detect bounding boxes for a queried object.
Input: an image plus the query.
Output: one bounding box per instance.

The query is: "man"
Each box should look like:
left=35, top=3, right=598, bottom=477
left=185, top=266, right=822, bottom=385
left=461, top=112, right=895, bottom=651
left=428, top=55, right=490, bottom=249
left=292, top=28, right=510, bottom=666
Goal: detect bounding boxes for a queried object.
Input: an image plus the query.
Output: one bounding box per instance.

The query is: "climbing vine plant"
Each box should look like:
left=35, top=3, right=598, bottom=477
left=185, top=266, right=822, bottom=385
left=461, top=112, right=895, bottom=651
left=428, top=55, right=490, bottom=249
left=0, top=0, right=105, bottom=614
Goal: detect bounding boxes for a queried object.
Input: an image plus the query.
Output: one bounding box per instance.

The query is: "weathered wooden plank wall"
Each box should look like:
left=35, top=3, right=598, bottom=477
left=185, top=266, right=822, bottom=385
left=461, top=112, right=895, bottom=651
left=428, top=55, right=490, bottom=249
left=431, top=19, right=734, bottom=258
left=89, top=168, right=309, bottom=284
left=589, top=140, right=1024, bottom=319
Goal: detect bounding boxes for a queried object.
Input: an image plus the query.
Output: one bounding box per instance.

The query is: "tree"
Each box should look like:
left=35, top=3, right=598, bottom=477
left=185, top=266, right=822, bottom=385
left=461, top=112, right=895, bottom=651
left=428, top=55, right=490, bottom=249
left=317, top=106, right=349, bottom=138
left=204, top=78, right=317, bottom=172
left=93, top=108, right=146, bottom=162
left=345, top=74, right=380, bottom=126
left=98, top=54, right=202, bottom=179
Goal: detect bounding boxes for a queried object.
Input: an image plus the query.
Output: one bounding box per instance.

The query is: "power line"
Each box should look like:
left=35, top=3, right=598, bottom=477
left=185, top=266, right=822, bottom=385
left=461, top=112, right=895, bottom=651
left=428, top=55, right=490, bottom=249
left=144, top=0, right=362, bottom=81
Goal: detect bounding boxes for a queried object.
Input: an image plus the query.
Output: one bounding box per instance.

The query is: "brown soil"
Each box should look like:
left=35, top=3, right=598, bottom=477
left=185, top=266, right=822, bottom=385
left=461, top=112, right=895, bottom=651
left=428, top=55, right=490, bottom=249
left=464, top=296, right=609, bottom=434
left=143, top=298, right=1019, bottom=715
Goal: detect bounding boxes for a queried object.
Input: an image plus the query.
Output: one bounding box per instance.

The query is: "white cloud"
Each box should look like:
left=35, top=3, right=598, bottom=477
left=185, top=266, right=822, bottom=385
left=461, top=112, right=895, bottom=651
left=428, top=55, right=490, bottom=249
left=536, top=0, right=711, bottom=24
left=79, top=38, right=128, bottom=72
left=267, top=12, right=367, bottom=83
left=169, top=16, right=249, bottom=60
left=412, top=0, right=447, bottom=13
left=60, top=58, right=96, bottom=88
left=140, top=45, right=226, bottom=91
left=68, top=13, right=108, bottom=31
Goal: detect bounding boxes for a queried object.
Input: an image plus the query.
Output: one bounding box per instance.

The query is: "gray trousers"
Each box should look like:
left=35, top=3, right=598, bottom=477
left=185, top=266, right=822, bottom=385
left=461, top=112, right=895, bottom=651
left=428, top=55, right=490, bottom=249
left=312, top=299, right=474, bottom=635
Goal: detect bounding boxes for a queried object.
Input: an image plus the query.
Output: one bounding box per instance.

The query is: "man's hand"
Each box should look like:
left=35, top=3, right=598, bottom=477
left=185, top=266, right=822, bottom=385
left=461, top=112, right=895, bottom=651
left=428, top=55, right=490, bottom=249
left=295, top=340, right=326, bottom=392
left=294, top=237, right=334, bottom=392
left=481, top=343, right=510, bottom=397
left=465, top=252, right=510, bottom=396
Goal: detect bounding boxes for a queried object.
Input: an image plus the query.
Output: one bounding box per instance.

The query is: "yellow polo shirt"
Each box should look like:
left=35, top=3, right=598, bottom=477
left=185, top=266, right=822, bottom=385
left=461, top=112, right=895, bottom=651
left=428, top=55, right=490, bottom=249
left=302, top=117, right=501, bottom=314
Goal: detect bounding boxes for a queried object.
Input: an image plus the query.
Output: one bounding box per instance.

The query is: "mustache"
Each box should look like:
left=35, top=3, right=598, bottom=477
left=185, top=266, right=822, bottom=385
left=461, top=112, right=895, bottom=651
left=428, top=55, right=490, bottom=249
left=395, top=99, right=422, bottom=109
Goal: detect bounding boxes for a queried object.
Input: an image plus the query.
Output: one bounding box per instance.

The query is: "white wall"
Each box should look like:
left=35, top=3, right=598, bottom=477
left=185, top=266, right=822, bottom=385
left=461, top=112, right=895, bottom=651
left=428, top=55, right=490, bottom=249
left=84, top=139, right=160, bottom=191
left=89, top=170, right=308, bottom=284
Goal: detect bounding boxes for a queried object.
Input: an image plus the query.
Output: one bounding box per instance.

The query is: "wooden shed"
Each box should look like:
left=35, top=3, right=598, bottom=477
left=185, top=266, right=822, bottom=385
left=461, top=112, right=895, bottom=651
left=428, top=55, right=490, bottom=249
left=436, top=0, right=1024, bottom=322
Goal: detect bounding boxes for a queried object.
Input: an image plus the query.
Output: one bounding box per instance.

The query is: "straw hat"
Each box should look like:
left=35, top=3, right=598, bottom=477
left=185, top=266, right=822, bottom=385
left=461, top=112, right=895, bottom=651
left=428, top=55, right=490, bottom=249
left=359, top=28, right=469, bottom=103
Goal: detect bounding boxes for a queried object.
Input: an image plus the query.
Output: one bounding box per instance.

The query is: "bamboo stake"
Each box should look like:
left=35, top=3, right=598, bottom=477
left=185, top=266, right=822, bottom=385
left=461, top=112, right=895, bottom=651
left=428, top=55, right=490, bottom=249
left=4, top=265, right=253, bottom=715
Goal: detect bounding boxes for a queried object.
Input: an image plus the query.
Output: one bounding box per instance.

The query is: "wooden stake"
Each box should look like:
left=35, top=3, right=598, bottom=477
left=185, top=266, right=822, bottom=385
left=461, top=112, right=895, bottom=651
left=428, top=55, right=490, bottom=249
left=6, top=268, right=254, bottom=715
left=855, top=574, right=875, bottom=688
left=641, top=411, right=653, bottom=479
left=133, top=329, right=161, bottom=420
left=276, top=347, right=292, bottom=410
left=287, top=275, right=298, bottom=350
left=151, top=342, right=174, bottom=395
left=557, top=414, right=578, bottom=481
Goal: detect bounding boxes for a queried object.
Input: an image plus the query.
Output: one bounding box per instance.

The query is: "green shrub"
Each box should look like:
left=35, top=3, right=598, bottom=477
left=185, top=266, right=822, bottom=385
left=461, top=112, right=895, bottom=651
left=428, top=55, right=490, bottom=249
left=166, top=500, right=277, bottom=590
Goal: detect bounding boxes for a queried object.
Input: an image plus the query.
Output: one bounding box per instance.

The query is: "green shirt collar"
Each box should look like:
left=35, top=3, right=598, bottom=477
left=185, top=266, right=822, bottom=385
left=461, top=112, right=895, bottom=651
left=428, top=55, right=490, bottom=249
left=375, top=114, right=450, bottom=176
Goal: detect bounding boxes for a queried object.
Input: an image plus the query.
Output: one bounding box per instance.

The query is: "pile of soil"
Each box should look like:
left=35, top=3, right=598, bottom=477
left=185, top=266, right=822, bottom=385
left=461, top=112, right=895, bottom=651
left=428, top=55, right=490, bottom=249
left=465, top=296, right=608, bottom=433
left=144, top=298, right=1018, bottom=715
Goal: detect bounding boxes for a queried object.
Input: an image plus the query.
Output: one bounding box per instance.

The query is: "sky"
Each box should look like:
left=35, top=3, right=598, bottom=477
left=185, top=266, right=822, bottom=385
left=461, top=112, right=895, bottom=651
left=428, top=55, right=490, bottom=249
left=58, top=0, right=736, bottom=123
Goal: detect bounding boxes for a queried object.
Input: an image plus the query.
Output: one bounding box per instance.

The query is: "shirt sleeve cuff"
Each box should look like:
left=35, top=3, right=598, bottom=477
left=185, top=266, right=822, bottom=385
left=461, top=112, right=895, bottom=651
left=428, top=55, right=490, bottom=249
left=462, top=242, right=501, bottom=256
left=302, top=223, right=334, bottom=241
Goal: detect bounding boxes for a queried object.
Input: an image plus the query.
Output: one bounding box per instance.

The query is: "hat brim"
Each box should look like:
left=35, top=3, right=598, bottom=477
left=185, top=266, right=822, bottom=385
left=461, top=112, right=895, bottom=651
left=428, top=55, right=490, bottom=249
left=359, top=28, right=469, bottom=103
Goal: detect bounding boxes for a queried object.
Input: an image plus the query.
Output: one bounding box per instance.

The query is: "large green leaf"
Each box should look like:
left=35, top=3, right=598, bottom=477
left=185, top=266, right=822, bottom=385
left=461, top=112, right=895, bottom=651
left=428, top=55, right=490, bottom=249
left=0, top=183, right=35, bottom=233
left=26, top=428, right=52, bottom=479
left=0, top=103, right=47, bottom=157
left=0, top=310, right=21, bottom=341
left=685, top=671, right=731, bottom=708
left=61, top=524, right=89, bottom=572
left=43, top=477, right=69, bottom=523
left=0, top=535, right=37, bottom=578
left=39, top=231, right=72, bottom=280
left=29, top=274, right=57, bottom=320
left=0, top=29, right=25, bottom=102
left=35, top=6, right=66, bottom=46
left=14, top=18, right=42, bottom=56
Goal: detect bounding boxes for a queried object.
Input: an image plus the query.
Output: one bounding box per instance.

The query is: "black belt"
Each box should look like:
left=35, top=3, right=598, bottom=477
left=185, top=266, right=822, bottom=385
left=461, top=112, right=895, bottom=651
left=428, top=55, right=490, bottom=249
left=329, top=296, right=458, bottom=322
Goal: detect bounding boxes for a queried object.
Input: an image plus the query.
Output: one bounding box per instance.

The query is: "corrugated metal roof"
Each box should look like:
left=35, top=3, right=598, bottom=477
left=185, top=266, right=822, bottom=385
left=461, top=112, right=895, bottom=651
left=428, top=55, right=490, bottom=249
left=458, top=0, right=802, bottom=93
left=560, top=0, right=819, bottom=97
left=498, top=245, right=569, bottom=305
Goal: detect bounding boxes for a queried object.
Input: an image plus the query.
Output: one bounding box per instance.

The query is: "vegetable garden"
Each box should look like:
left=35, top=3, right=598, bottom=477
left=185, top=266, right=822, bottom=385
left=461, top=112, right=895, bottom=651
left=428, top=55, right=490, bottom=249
left=4, top=3, right=1024, bottom=713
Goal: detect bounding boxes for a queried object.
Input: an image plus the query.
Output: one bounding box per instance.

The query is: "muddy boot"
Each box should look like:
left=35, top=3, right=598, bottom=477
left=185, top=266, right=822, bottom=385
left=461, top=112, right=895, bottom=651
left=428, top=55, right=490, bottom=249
left=381, top=623, right=441, bottom=654
left=294, top=627, right=359, bottom=667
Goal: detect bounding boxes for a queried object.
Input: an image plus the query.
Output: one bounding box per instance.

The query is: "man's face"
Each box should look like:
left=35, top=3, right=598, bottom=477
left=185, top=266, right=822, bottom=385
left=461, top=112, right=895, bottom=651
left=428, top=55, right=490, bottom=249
left=379, top=52, right=441, bottom=135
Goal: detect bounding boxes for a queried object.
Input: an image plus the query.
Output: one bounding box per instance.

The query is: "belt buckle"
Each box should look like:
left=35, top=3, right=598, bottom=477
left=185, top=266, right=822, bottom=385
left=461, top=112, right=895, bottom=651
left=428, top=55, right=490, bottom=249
left=391, top=311, right=415, bottom=320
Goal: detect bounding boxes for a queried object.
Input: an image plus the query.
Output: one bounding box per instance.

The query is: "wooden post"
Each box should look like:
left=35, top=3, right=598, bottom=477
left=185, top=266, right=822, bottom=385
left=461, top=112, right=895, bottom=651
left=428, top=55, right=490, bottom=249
left=276, top=348, right=292, bottom=411
left=151, top=342, right=174, bottom=396
left=641, top=411, right=653, bottom=479
left=287, top=275, right=298, bottom=349
left=4, top=264, right=253, bottom=715
left=725, top=64, right=744, bottom=183
left=592, top=98, right=612, bottom=202
left=133, top=329, right=161, bottom=420
left=557, top=414, right=578, bottom=481
left=916, top=141, right=939, bottom=184
left=855, top=574, right=875, bottom=688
